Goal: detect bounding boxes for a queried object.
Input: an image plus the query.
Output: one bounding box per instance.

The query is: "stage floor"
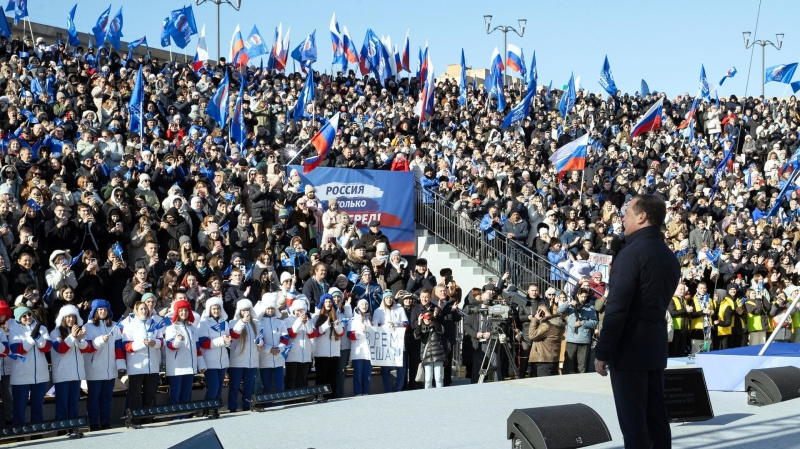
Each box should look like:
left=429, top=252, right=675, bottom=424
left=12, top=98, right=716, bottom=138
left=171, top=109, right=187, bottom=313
left=696, top=342, right=800, bottom=391
left=17, top=369, right=800, bottom=449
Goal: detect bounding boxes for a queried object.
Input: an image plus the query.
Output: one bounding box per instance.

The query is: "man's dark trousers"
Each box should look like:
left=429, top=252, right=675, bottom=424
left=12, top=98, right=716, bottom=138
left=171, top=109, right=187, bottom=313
left=610, top=368, right=671, bottom=449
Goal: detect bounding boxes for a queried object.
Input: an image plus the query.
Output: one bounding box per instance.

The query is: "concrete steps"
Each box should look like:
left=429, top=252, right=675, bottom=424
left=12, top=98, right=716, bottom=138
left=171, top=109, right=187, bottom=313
left=415, top=226, right=496, bottom=291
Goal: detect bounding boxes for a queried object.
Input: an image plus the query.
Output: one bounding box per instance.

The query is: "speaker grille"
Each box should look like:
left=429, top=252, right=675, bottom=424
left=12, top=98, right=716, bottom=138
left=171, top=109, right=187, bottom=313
left=510, top=403, right=611, bottom=449
left=752, top=367, right=800, bottom=402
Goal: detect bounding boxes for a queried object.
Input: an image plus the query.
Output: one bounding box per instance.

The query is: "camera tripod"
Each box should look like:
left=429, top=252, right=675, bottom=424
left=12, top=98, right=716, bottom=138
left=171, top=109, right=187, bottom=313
left=478, top=322, right=519, bottom=383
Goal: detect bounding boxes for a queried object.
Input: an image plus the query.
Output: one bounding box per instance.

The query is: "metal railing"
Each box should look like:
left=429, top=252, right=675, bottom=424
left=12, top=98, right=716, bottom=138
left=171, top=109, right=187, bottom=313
left=414, top=183, right=590, bottom=294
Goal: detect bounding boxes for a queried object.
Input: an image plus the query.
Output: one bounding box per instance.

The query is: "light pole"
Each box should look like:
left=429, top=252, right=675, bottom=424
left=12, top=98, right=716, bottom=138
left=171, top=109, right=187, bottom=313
left=743, top=31, right=784, bottom=97
left=483, top=15, right=526, bottom=85
left=196, top=0, right=242, bottom=62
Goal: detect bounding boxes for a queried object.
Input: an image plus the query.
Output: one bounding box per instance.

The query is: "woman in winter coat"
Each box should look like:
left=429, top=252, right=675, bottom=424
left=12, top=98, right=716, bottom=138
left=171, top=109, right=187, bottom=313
left=44, top=250, right=78, bottom=294
left=352, top=266, right=383, bottom=313
left=0, top=301, right=12, bottom=425
left=122, top=268, right=155, bottom=315
left=374, top=290, right=409, bottom=393
left=50, top=304, right=89, bottom=421
left=385, top=251, right=410, bottom=293
left=312, top=293, right=344, bottom=399
left=82, top=300, right=126, bottom=431
left=331, top=288, right=353, bottom=398
left=230, top=212, right=257, bottom=262
left=414, top=310, right=446, bottom=389
left=257, top=293, right=289, bottom=397
left=228, top=299, right=262, bottom=412
left=284, top=295, right=316, bottom=389
left=347, top=298, right=374, bottom=396
left=9, top=306, right=49, bottom=425
left=123, top=301, right=165, bottom=427
left=165, top=300, right=206, bottom=406
left=197, top=297, right=230, bottom=401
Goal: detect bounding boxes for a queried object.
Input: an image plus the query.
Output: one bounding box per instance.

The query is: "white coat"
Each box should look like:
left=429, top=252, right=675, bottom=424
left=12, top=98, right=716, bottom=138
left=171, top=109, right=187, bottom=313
left=347, top=314, right=373, bottom=362
left=82, top=320, right=126, bottom=381
left=284, top=315, right=316, bottom=364
left=310, top=315, right=344, bottom=358
left=257, top=314, right=288, bottom=369
left=197, top=317, right=230, bottom=370
left=9, top=320, right=51, bottom=385
left=50, top=328, right=88, bottom=383
left=122, top=316, right=165, bottom=376
left=165, top=321, right=206, bottom=376
left=0, top=323, right=13, bottom=376
left=229, top=318, right=261, bottom=369
left=374, top=305, right=409, bottom=328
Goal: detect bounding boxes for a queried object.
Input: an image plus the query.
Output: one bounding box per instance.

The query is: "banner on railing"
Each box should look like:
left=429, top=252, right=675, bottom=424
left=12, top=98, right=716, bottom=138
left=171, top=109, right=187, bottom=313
left=588, top=252, right=613, bottom=282
left=366, top=325, right=405, bottom=367
left=292, top=166, right=415, bottom=255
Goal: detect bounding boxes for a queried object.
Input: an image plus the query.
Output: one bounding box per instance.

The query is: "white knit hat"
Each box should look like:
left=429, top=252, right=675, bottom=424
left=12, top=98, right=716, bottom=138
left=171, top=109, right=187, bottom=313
left=280, top=271, right=292, bottom=283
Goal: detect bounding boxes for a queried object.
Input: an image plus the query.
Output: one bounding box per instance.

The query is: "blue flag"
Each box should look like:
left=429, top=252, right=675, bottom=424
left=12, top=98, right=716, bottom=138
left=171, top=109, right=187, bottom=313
left=598, top=55, right=618, bottom=97
left=291, top=30, right=317, bottom=70
left=231, top=74, right=248, bottom=143
left=220, top=221, right=230, bottom=234
left=245, top=264, right=254, bottom=280
left=347, top=271, right=359, bottom=283
left=42, top=285, right=52, bottom=303
left=165, top=5, right=197, bottom=49
left=127, top=36, right=148, bottom=60
left=7, top=354, right=24, bottom=362
left=105, top=7, right=124, bottom=51
left=765, top=63, right=799, bottom=84
left=558, top=73, right=577, bottom=118
left=67, top=4, right=80, bottom=47
left=767, top=169, right=800, bottom=219
left=709, top=149, right=733, bottom=199
left=292, top=71, right=315, bottom=121
left=147, top=317, right=171, bottom=333
left=26, top=198, right=39, bottom=212
left=210, top=321, right=226, bottom=332
left=206, top=70, right=230, bottom=129
left=5, top=0, right=27, bottom=26
left=281, top=343, right=293, bottom=359
left=502, top=90, right=535, bottom=128
left=254, top=328, right=264, bottom=345
left=128, top=66, right=144, bottom=133
left=528, top=51, right=537, bottom=94
left=489, top=48, right=505, bottom=111
left=244, top=25, right=268, bottom=59
left=458, top=49, right=467, bottom=107
left=112, top=242, right=124, bottom=258
left=160, top=15, right=174, bottom=47
left=29, top=77, right=43, bottom=99
left=719, top=66, right=737, bottom=85
left=699, top=65, right=710, bottom=99
left=222, top=265, right=232, bottom=277
left=91, top=5, right=111, bottom=48
left=71, top=250, right=84, bottom=266
left=641, top=79, right=650, bottom=97
left=362, top=29, right=391, bottom=85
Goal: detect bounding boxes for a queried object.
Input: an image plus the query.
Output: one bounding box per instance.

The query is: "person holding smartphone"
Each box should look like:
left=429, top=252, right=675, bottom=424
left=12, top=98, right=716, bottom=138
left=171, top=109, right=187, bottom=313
left=528, top=304, right=566, bottom=377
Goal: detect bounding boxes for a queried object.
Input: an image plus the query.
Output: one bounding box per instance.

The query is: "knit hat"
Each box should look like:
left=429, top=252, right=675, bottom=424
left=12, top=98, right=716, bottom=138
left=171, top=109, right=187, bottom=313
left=179, top=235, right=192, bottom=247
left=170, top=299, right=194, bottom=323
left=55, top=304, right=84, bottom=327
left=201, top=297, right=227, bottom=321
left=382, top=290, right=393, bottom=299
left=360, top=266, right=373, bottom=276
left=376, top=242, right=388, bottom=253
left=328, top=287, right=343, bottom=297
left=206, top=223, right=220, bottom=233
left=304, top=185, right=315, bottom=193
left=317, top=293, right=333, bottom=309
left=290, top=297, right=308, bottom=312
left=13, top=306, right=31, bottom=321
left=142, top=292, right=156, bottom=303
left=0, top=301, right=10, bottom=321
left=356, top=298, right=369, bottom=313
left=280, top=271, right=293, bottom=283
left=88, top=299, right=113, bottom=321
left=278, top=208, right=290, bottom=219
left=545, top=287, right=557, bottom=296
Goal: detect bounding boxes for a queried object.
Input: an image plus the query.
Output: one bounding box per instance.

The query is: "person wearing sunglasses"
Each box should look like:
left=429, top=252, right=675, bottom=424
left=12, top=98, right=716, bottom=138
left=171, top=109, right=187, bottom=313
left=9, top=305, right=50, bottom=427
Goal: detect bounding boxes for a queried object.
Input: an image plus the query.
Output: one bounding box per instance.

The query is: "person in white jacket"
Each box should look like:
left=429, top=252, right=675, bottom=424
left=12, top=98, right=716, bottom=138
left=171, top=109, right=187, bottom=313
left=284, top=295, right=316, bottom=390
left=44, top=250, right=78, bottom=295
left=0, top=301, right=13, bottom=426
left=257, top=293, right=289, bottom=397
left=197, top=297, right=230, bottom=401
left=374, top=290, right=409, bottom=393
left=123, top=301, right=166, bottom=427
left=50, top=304, right=89, bottom=420
left=165, top=299, right=206, bottom=406
left=82, top=299, right=126, bottom=431
left=331, top=288, right=353, bottom=398
left=9, top=306, right=50, bottom=425
left=311, top=293, right=344, bottom=399
left=228, top=298, right=262, bottom=412
left=347, top=298, right=374, bottom=396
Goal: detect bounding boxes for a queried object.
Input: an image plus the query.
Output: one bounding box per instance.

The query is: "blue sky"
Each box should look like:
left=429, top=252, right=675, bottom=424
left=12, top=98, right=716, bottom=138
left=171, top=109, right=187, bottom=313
left=28, top=0, right=800, bottom=98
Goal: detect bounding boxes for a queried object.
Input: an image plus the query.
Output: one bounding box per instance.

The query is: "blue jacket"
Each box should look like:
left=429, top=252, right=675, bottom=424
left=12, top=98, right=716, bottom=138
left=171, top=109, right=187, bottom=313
left=480, top=213, right=507, bottom=241
left=548, top=250, right=568, bottom=281
left=557, top=301, right=598, bottom=344
left=420, top=176, right=438, bottom=204
left=352, top=281, right=383, bottom=313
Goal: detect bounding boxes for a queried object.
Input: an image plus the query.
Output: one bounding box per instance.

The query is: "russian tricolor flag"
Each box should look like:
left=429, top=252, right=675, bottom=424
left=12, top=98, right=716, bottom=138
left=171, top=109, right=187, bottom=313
left=677, top=97, right=697, bottom=130
left=303, top=113, right=340, bottom=174
left=506, top=44, right=524, bottom=74
left=549, top=134, right=589, bottom=181
left=230, top=26, right=249, bottom=68
left=630, top=100, right=663, bottom=138
left=401, top=29, right=410, bottom=72
left=341, top=26, right=359, bottom=65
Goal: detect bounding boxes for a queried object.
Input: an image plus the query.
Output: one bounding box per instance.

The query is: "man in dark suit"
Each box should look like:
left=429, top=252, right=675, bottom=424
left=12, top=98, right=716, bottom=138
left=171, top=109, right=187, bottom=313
left=463, top=290, right=498, bottom=383
left=594, top=194, right=680, bottom=449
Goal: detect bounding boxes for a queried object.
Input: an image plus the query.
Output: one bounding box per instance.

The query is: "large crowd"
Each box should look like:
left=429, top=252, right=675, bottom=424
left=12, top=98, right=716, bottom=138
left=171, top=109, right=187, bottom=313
left=0, top=28, right=797, bottom=437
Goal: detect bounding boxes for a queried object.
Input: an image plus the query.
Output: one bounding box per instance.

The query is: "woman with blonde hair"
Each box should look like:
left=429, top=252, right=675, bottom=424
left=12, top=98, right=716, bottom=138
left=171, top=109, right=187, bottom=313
left=227, top=299, right=262, bottom=412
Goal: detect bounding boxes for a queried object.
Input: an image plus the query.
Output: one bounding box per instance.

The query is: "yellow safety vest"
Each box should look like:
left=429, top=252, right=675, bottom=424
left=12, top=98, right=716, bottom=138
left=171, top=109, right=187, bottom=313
left=671, top=296, right=685, bottom=330
left=746, top=300, right=766, bottom=332
left=691, top=295, right=717, bottom=330
left=717, top=297, right=735, bottom=337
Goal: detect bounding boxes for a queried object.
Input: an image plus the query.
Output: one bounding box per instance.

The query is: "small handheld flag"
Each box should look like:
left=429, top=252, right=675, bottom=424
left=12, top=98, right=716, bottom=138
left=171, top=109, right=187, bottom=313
left=347, top=271, right=359, bottom=283
left=719, top=67, right=737, bottom=86
left=112, top=242, right=124, bottom=258
left=281, top=343, right=293, bottom=359
left=26, top=198, right=39, bottom=212
left=7, top=354, right=25, bottom=362
left=210, top=321, right=226, bottom=332
left=71, top=250, right=84, bottom=266
left=254, top=328, right=264, bottom=345
left=42, top=285, right=52, bottom=303
left=147, top=317, right=170, bottom=333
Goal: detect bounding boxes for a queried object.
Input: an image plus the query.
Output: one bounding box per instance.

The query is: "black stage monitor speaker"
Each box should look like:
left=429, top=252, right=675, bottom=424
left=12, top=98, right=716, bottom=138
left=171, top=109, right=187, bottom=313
left=664, top=367, right=714, bottom=422
left=745, top=366, right=800, bottom=406
left=507, top=403, right=611, bottom=449
left=168, top=427, right=224, bottom=449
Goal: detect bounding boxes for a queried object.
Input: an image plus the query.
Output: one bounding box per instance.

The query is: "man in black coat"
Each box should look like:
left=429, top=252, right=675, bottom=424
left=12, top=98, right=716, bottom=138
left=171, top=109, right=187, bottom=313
left=43, top=203, right=75, bottom=253
left=432, top=284, right=462, bottom=386
left=405, top=258, right=436, bottom=294
left=157, top=207, right=191, bottom=257
left=594, top=195, right=679, bottom=449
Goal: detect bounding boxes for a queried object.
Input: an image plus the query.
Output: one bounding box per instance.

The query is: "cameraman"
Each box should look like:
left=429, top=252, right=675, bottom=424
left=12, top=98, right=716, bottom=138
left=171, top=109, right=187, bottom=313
left=513, top=284, right=542, bottom=378
left=433, top=284, right=461, bottom=386
left=557, top=288, right=597, bottom=374
left=464, top=290, right=497, bottom=383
